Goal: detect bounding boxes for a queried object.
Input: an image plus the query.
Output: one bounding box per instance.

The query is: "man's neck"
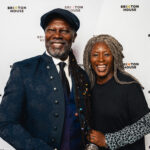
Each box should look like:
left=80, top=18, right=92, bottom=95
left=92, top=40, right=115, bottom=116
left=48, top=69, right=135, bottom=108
left=45, top=51, right=69, bottom=65
left=45, top=51, right=69, bottom=61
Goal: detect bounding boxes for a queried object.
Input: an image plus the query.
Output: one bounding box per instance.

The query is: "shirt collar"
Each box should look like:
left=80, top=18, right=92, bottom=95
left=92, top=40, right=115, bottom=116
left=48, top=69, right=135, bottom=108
left=45, top=51, right=69, bottom=66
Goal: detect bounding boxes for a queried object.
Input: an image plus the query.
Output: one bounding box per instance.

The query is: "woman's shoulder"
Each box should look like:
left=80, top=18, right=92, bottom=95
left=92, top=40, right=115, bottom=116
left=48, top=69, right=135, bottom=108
left=117, top=71, right=142, bottom=90
left=117, top=71, right=135, bottom=82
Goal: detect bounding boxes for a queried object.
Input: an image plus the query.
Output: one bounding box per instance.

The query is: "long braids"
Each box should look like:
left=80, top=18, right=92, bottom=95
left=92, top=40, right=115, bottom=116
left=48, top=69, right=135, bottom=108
left=69, top=50, right=91, bottom=145
left=83, top=34, right=141, bottom=88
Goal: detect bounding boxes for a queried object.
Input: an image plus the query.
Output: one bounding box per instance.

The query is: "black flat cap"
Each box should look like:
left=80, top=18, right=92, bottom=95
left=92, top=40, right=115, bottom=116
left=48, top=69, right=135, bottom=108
left=40, top=8, right=80, bottom=31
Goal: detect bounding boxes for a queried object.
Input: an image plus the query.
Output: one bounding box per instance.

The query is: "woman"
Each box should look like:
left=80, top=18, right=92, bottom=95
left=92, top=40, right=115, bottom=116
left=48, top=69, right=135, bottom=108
left=83, top=34, right=150, bottom=150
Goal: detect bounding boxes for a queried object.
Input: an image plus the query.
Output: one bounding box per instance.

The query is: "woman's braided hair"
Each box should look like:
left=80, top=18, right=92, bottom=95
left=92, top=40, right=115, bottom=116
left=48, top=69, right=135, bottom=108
left=83, top=34, right=141, bottom=88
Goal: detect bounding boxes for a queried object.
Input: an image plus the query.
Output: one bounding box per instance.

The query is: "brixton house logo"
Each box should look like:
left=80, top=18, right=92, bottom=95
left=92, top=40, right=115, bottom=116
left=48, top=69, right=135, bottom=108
left=64, top=5, right=83, bottom=12
left=121, top=5, right=139, bottom=11
left=37, top=35, right=45, bottom=42
left=7, top=6, right=27, bottom=13
left=123, top=62, right=139, bottom=69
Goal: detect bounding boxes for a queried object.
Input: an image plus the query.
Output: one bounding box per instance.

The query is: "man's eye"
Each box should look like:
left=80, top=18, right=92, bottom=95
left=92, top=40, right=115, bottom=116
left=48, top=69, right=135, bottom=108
left=60, top=30, right=70, bottom=34
left=46, top=29, right=55, bottom=32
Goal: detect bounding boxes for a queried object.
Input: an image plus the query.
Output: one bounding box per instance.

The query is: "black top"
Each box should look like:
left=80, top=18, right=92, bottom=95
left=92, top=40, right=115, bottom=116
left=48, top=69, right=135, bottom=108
left=91, top=72, right=149, bottom=150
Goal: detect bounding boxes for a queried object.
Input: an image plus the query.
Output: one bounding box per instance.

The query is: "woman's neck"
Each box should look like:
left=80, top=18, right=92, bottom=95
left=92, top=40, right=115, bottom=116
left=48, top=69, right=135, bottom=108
left=97, top=73, right=114, bottom=85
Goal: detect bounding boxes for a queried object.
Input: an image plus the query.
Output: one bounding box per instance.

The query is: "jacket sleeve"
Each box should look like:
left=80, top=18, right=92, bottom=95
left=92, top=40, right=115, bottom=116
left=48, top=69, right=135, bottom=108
left=105, top=112, right=150, bottom=150
left=0, top=64, right=52, bottom=150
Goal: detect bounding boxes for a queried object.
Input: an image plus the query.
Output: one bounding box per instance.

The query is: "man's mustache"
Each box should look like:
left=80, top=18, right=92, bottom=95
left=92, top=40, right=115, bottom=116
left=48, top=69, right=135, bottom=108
left=48, top=40, right=67, bottom=44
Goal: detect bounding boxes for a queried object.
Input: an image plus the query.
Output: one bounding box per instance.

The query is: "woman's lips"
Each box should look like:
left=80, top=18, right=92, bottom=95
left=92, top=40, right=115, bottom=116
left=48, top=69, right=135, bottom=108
left=96, top=65, right=107, bottom=72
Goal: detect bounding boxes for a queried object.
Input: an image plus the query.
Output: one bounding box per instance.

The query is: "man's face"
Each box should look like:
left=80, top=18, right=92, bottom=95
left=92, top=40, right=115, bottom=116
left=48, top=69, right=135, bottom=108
left=45, top=18, right=76, bottom=60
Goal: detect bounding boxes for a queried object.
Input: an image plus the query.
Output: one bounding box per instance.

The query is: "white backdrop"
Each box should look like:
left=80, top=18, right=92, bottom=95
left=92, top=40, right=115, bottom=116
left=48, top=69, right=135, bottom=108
left=0, top=0, right=150, bottom=149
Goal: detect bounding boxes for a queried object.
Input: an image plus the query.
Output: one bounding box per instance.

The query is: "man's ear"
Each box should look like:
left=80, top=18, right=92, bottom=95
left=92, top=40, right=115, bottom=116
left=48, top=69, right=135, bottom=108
left=72, top=32, right=77, bottom=43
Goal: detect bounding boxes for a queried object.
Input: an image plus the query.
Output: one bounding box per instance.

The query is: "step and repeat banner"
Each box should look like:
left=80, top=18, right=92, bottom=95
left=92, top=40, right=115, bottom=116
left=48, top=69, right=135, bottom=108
left=0, top=0, right=150, bottom=149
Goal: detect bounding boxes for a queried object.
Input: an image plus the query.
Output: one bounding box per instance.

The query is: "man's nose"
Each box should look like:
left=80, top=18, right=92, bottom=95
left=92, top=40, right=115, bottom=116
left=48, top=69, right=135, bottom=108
left=53, top=30, right=62, bottom=39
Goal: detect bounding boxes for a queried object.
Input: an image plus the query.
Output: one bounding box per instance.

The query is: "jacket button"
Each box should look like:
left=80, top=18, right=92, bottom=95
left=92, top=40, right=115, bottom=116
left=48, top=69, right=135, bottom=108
left=51, top=138, right=55, bottom=143
left=54, top=113, right=59, bottom=117
left=53, top=87, right=57, bottom=91
left=54, top=126, right=57, bottom=130
left=46, top=66, right=50, bottom=69
left=54, top=100, right=59, bottom=104
left=50, top=76, right=54, bottom=79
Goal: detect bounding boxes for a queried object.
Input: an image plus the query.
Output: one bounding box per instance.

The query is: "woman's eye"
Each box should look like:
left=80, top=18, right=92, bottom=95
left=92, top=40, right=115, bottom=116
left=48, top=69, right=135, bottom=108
left=104, top=53, right=110, bottom=56
left=91, top=53, right=98, bottom=56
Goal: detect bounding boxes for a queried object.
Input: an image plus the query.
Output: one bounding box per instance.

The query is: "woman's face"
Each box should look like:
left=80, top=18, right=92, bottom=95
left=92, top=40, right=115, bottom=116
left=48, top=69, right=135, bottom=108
left=90, top=42, right=114, bottom=83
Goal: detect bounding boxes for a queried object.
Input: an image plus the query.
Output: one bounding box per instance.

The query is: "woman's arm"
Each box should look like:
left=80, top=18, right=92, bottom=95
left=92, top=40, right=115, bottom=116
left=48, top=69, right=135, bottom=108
left=105, top=112, right=150, bottom=150
left=87, top=112, right=150, bottom=149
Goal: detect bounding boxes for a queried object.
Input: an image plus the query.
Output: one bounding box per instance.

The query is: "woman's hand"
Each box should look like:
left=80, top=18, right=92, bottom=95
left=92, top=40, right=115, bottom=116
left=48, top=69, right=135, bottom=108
left=87, top=129, right=107, bottom=148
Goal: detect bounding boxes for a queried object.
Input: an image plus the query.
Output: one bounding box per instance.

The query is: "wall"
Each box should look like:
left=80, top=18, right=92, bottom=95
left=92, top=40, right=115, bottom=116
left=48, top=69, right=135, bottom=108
left=0, top=0, right=150, bottom=149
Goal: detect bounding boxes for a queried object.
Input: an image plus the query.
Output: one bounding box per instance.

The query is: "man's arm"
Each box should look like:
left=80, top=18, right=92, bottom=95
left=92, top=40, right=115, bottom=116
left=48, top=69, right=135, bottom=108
left=0, top=64, right=52, bottom=150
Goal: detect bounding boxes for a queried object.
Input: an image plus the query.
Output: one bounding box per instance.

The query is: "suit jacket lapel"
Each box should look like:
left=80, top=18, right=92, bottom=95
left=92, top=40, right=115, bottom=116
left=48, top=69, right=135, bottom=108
left=41, top=53, right=65, bottom=100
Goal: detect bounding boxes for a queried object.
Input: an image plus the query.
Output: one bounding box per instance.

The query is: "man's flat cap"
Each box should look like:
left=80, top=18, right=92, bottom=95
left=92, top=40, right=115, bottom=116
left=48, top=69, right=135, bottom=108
left=40, top=8, right=80, bottom=31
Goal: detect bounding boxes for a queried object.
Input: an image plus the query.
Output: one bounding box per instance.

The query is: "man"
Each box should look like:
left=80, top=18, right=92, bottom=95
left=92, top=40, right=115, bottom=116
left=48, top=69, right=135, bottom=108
left=0, top=8, right=91, bottom=150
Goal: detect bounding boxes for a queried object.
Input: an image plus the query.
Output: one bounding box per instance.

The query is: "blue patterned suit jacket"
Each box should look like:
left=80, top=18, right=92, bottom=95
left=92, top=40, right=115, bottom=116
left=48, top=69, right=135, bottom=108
left=0, top=53, right=90, bottom=150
